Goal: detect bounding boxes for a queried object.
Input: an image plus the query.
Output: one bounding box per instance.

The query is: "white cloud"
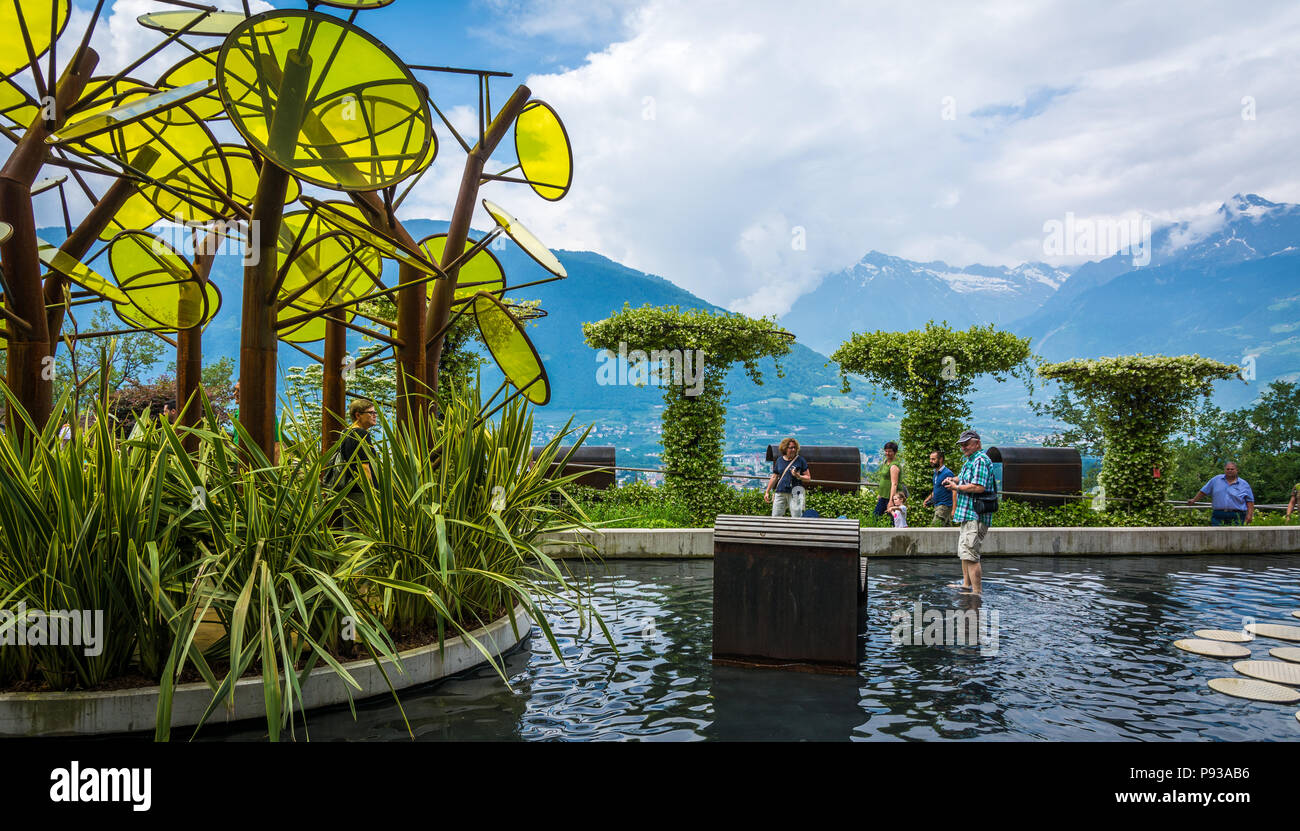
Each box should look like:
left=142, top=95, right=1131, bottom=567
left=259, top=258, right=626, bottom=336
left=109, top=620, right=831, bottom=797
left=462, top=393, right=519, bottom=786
left=403, top=0, right=1300, bottom=317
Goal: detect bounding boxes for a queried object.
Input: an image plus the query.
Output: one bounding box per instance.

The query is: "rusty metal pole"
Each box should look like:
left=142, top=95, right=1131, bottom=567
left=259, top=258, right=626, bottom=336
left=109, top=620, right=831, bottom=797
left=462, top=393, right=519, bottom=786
left=321, top=314, right=346, bottom=452
left=423, top=84, right=531, bottom=402
left=241, top=166, right=290, bottom=460
left=394, top=262, right=425, bottom=428
left=177, top=229, right=219, bottom=452
left=347, top=190, right=426, bottom=428
left=0, top=48, right=98, bottom=432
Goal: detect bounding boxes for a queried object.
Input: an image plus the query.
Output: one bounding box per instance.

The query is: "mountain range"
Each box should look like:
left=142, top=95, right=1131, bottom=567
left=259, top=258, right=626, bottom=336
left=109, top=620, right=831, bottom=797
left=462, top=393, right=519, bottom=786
left=36, top=192, right=1300, bottom=468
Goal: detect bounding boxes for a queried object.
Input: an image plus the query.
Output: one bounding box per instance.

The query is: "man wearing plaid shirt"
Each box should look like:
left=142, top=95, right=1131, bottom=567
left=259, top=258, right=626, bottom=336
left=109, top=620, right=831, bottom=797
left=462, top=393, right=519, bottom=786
left=942, top=429, right=995, bottom=595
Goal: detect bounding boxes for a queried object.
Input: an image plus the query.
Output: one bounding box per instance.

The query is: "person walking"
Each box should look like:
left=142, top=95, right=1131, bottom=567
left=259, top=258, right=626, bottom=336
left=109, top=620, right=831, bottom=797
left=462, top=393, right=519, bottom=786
left=923, top=449, right=955, bottom=526
left=765, top=436, right=811, bottom=518
left=330, top=399, right=379, bottom=530
left=944, top=430, right=996, bottom=595
left=1287, top=480, right=1299, bottom=521
left=874, top=441, right=903, bottom=517
left=1187, top=462, right=1255, bottom=525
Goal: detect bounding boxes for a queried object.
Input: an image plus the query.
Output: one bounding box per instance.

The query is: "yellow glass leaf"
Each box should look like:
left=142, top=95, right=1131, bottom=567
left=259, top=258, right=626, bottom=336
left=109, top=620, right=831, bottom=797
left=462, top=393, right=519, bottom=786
left=99, top=187, right=164, bottom=241
left=0, top=0, right=69, bottom=76
left=0, top=220, right=12, bottom=244
left=37, top=239, right=129, bottom=304
left=278, top=207, right=380, bottom=312
left=48, top=80, right=215, bottom=146
left=216, top=10, right=433, bottom=192
left=156, top=47, right=227, bottom=122
left=514, top=100, right=572, bottom=201
left=0, top=78, right=38, bottom=129
left=419, top=233, right=504, bottom=301
left=303, top=197, right=442, bottom=278
left=473, top=292, right=550, bottom=405
left=481, top=199, right=567, bottom=278
left=108, top=231, right=215, bottom=331
left=137, top=10, right=266, bottom=37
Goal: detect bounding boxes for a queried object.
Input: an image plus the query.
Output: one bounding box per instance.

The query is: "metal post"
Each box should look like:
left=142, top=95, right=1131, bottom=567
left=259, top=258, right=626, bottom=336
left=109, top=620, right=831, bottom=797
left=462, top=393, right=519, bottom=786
left=322, top=313, right=346, bottom=452
left=0, top=48, right=98, bottom=432
left=423, top=84, right=531, bottom=402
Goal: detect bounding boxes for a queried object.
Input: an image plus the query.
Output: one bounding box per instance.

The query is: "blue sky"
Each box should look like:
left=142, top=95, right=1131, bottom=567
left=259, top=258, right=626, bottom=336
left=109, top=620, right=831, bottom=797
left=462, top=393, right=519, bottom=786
left=43, top=1, right=1300, bottom=318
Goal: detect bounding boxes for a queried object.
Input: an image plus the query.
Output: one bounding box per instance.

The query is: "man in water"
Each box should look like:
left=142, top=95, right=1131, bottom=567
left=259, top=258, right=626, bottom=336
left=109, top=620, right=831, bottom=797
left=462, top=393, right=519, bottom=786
left=1187, top=462, right=1255, bottom=525
left=923, top=449, right=955, bottom=526
left=944, top=430, right=995, bottom=595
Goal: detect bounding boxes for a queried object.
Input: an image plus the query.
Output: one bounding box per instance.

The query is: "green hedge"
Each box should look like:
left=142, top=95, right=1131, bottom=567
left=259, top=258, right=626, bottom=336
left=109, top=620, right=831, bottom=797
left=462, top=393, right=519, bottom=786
left=569, top=482, right=1294, bottom=528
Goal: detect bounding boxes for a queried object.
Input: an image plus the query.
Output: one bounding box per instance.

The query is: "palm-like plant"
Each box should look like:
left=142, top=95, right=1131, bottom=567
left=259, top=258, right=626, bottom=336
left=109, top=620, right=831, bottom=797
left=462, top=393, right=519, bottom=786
left=351, top=379, right=612, bottom=674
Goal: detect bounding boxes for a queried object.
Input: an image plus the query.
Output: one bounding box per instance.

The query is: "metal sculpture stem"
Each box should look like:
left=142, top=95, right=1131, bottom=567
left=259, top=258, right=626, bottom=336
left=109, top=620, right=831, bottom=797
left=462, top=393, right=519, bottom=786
left=0, top=47, right=98, bottom=433
left=423, top=84, right=531, bottom=403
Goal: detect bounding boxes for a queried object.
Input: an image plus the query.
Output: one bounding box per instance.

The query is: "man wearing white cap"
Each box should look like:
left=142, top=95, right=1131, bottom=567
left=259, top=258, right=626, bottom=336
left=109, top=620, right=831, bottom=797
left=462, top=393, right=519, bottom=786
left=942, top=429, right=996, bottom=595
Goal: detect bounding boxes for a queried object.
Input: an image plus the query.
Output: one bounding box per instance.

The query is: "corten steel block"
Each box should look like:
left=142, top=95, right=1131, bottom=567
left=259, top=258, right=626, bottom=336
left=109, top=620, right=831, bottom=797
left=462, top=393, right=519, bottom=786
left=712, top=515, right=862, bottom=673
left=987, top=446, right=1082, bottom=506
left=531, top=446, right=616, bottom=489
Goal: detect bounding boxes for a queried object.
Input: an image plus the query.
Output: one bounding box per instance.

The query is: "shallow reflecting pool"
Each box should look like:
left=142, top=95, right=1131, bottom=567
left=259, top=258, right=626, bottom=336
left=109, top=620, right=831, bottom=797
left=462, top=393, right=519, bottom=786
left=211, top=555, right=1300, bottom=741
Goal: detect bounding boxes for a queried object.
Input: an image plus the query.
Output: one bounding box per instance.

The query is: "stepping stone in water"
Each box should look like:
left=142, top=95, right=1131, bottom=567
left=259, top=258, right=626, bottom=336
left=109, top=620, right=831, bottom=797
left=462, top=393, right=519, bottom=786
left=1173, top=639, right=1251, bottom=659
left=1245, top=623, right=1300, bottom=642
left=1293, top=611, right=1300, bottom=620
left=1208, top=677, right=1300, bottom=704
left=1194, top=629, right=1253, bottom=643
left=1269, top=647, right=1300, bottom=664
left=1232, top=660, right=1300, bottom=686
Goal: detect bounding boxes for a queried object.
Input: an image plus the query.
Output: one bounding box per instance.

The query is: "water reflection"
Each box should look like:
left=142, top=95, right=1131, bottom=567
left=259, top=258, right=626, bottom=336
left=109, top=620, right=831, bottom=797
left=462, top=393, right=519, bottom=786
left=202, top=555, right=1300, bottom=742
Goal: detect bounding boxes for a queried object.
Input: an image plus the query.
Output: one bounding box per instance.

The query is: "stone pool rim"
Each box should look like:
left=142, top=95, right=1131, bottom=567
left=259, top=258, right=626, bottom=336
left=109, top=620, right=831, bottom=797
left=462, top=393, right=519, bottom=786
left=0, top=603, right=531, bottom=738
left=542, top=526, right=1300, bottom=558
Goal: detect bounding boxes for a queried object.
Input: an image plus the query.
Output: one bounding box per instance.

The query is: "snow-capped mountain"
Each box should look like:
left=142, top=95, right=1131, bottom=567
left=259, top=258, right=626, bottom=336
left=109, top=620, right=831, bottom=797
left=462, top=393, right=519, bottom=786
left=780, top=251, right=1070, bottom=355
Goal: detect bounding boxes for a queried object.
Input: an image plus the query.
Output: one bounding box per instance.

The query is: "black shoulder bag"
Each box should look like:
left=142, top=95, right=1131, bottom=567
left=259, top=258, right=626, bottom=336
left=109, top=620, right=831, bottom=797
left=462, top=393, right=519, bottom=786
left=973, top=465, right=999, bottom=516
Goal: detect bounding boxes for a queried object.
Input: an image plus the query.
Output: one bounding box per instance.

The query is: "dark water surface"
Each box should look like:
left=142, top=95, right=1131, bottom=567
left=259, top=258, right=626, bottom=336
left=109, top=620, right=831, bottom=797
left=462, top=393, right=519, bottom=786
left=213, top=555, right=1300, bottom=741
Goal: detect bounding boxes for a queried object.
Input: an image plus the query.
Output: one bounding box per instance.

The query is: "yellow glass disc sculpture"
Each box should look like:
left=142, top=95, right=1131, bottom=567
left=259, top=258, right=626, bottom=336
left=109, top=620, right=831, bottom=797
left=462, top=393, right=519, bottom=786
left=1, top=0, right=69, bottom=76
left=419, top=233, right=505, bottom=301
left=216, top=10, right=433, bottom=192
left=472, top=292, right=550, bottom=405
left=481, top=199, right=566, bottom=278
left=514, top=100, right=572, bottom=201
left=109, top=231, right=219, bottom=332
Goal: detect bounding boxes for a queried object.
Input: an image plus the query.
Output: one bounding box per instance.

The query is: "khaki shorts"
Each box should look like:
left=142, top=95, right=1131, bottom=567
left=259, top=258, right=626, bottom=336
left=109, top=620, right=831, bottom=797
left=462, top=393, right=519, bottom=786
left=931, top=504, right=952, bottom=526
left=958, top=519, right=989, bottom=562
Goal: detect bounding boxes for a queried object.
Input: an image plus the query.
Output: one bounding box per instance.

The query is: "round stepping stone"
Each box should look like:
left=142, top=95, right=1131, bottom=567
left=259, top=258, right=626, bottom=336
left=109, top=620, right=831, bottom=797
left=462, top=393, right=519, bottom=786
left=1194, top=629, right=1253, bottom=643
left=1245, top=623, right=1300, bottom=642
left=1269, top=647, right=1300, bottom=664
left=1208, top=677, right=1300, bottom=703
left=1292, top=611, right=1300, bottom=620
left=1232, top=660, right=1300, bottom=686
left=1173, top=639, right=1251, bottom=659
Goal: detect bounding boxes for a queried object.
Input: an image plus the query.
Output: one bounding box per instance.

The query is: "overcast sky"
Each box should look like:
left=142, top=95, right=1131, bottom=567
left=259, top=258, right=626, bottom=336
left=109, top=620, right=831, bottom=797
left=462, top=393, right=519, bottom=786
left=54, top=0, right=1300, bottom=318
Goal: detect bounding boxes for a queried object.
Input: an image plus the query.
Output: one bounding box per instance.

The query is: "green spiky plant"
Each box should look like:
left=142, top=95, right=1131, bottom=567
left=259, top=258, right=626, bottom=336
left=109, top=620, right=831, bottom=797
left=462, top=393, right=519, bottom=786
left=0, top=386, right=189, bottom=690
left=348, top=378, right=612, bottom=674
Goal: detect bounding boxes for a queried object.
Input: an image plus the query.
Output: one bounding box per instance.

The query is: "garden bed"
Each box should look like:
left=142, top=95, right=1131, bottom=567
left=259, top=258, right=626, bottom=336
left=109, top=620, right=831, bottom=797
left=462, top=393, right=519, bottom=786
left=0, top=604, right=531, bottom=738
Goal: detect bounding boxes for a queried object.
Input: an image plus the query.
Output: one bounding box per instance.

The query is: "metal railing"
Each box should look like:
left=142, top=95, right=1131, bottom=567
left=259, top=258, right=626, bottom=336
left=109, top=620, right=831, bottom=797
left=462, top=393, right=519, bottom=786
left=541, top=462, right=1293, bottom=510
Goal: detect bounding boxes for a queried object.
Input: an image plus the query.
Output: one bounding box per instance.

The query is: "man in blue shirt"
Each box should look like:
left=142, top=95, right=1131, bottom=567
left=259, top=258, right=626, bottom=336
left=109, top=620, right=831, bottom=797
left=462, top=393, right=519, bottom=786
left=1187, top=462, right=1255, bottom=525
left=922, top=449, right=955, bottom=526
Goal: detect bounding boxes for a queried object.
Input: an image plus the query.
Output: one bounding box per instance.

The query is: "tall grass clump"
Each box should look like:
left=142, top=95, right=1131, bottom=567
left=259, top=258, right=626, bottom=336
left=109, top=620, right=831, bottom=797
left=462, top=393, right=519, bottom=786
left=351, top=380, right=611, bottom=672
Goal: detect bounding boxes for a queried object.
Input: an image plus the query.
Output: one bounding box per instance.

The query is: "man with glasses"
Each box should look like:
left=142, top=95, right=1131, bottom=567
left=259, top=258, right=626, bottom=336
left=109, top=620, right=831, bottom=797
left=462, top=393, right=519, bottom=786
left=333, top=399, right=379, bottom=530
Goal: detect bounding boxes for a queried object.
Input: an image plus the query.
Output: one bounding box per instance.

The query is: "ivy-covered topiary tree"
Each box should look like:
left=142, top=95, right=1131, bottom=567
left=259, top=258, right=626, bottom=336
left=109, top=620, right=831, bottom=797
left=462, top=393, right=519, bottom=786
left=583, top=304, right=793, bottom=522
left=1038, top=355, right=1239, bottom=517
left=831, top=322, right=1033, bottom=500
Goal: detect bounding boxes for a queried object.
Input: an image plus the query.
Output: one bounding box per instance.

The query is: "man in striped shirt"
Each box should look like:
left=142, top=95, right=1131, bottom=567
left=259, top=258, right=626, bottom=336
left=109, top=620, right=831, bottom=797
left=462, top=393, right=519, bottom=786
left=943, top=429, right=996, bottom=595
